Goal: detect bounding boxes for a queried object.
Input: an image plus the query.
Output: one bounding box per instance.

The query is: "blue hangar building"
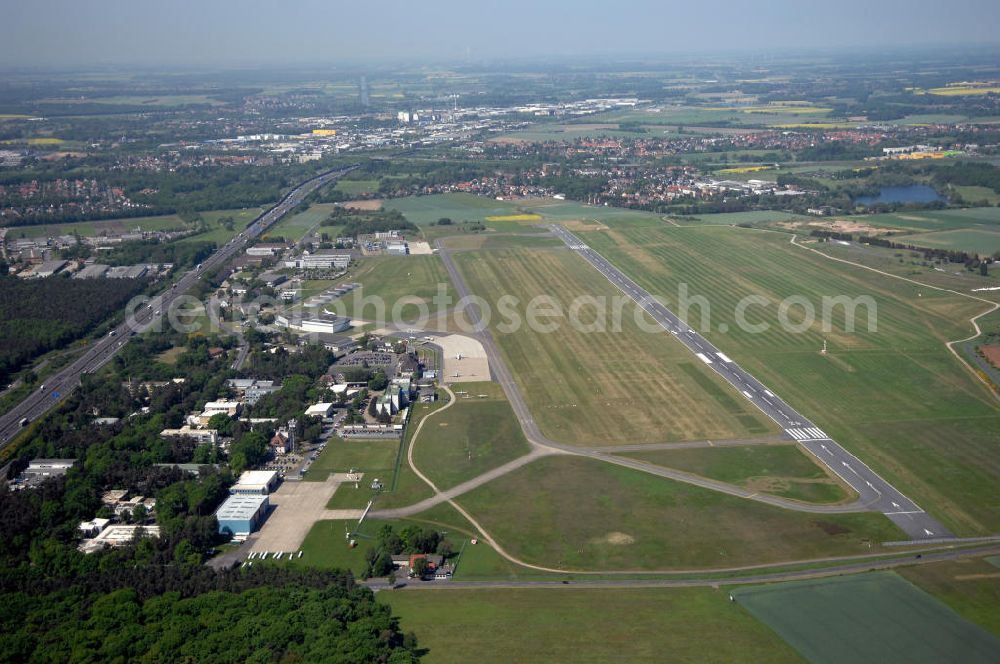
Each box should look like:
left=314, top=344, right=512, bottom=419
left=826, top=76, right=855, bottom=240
left=215, top=494, right=269, bottom=537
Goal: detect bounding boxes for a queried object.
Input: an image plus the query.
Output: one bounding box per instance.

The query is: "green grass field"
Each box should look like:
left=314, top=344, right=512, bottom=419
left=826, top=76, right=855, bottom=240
left=456, top=455, right=902, bottom=570
left=385, top=193, right=520, bottom=226
left=8, top=213, right=188, bottom=239
left=261, top=203, right=338, bottom=242
left=733, top=572, right=1000, bottom=664
left=584, top=225, right=1000, bottom=534
left=293, top=503, right=471, bottom=574
left=334, top=179, right=379, bottom=196
left=863, top=207, right=1000, bottom=232
left=302, top=436, right=401, bottom=508
left=891, top=228, right=1000, bottom=255
left=670, top=210, right=807, bottom=226
left=372, top=399, right=443, bottom=510
left=412, top=382, right=531, bottom=490
left=454, top=246, right=777, bottom=445
left=316, top=255, right=454, bottom=324
left=900, top=557, right=1000, bottom=638
left=619, top=444, right=854, bottom=504
left=382, top=587, right=804, bottom=664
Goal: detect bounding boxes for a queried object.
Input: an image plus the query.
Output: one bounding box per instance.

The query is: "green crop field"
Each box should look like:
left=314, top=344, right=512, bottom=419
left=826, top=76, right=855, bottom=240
left=619, top=444, right=854, bottom=504
left=863, top=207, right=1000, bottom=233
left=733, top=572, right=1000, bottom=664
left=456, top=455, right=902, bottom=570
left=899, top=557, right=1000, bottom=638
left=670, top=210, right=807, bottom=226
left=412, top=382, right=532, bottom=490
left=584, top=225, right=1000, bottom=535
left=454, top=246, right=777, bottom=445
left=382, top=587, right=804, bottom=664
left=891, top=228, right=1000, bottom=255
left=334, top=179, right=379, bottom=196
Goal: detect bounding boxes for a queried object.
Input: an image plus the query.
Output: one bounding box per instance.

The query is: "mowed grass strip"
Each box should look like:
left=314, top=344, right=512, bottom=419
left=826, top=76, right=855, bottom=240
left=619, top=444, right=855, bottom=505
left=382, top=587, right=804, bottom=664
left=586, top=225, right=1000, bottom=534
left=412, top=382, right=532, bottom=490
left=733, top=572, right=1000, bottom=664
left=455, top=246, right=776, bottom=445
left=456, top=455, right=902, bottom=570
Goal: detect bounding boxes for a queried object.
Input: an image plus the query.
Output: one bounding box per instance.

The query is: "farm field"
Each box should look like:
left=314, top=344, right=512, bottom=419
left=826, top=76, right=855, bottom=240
left=412, top=381, right=532, bottom=490
left=334, top=179, right=379, bottom=196
left=619, top=444, right=855, bottom=504
left=454, top=245, right=778, bottom=445
left=891, top=228, right=1000, bottom=255
left=899, top=557, right=1000, bottom=638
left=670, top=210, right=807, bottom=226
left=584, top=225, right=1000, bottom=534
left=456, top=455, right=902, bottom=570
left=861, top=207, right=1000, bottom=233
left=382, top=587, right=804, bottom=664
left=733, top=572, right=1000, bottom=664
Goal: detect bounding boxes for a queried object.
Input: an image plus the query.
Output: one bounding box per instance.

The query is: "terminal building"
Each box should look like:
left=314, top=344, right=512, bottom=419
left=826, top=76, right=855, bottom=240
left=215, top=494, right=269, bottom=537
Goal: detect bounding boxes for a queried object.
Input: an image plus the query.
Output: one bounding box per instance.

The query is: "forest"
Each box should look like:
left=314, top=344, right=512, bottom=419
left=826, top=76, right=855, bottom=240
left=0, top=275, right=148, bottom=385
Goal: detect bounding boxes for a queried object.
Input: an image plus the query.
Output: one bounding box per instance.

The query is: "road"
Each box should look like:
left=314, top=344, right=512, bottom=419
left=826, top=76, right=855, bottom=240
left=547, top=224, right=951, bottom=540
left=0, top=164, right=359, bottom=449
left=421, top=242, right=880, bottom=520
left=367, top=543, right=1000, bottom=591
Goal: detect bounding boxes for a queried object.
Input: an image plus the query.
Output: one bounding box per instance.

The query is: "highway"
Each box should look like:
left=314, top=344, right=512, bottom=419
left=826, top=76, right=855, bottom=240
left=0, top=164, right=359, bottom=449
left=547, top=224, right=952, bottom=541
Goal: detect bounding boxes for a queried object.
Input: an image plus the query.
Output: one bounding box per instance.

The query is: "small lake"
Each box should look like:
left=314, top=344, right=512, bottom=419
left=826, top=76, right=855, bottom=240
left=856, top=185, right=944, bottom=205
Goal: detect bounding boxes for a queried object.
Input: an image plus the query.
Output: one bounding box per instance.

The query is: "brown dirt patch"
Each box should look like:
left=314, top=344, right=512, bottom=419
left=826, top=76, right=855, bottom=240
left=340, top=199, right=383, bottom=211
left=561, top=219, right=609, bottom=232
left=777, top=218, right=893, bottom=236
left=981, top=345, right=1000, bottom=368
left=595, top=532, right=635, bottom=545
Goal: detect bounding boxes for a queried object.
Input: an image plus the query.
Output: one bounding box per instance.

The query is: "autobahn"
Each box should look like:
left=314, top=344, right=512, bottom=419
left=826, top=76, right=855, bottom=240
left=547, top=224, right=952, bottom=541
left=0, top=164, right=359, bottom=450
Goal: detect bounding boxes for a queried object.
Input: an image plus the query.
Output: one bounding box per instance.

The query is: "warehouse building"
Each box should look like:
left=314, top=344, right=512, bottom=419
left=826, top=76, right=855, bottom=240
left=230, top=470, right=280, bottom=495
left=215, top=494, right=269, bottom=537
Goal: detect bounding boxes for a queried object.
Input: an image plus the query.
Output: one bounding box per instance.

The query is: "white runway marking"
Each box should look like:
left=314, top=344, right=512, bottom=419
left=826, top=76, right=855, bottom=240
left=696, top=352, right=713, bottom=364
left=716, top=352, right=733, bottom=363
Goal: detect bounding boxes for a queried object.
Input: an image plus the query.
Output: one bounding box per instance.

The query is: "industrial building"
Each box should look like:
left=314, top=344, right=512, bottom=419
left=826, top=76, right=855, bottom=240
left=230, top=470, right=280, bottom=495
left=284, top=251, right=351, bottom=270
left=160, top=427, right=219, bottom=445
left=215, top=494, right=269, bottom=537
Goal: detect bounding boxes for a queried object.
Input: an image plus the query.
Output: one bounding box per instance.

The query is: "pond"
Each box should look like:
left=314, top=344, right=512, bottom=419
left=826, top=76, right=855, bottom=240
left=856, top=185, right=944, bottom=205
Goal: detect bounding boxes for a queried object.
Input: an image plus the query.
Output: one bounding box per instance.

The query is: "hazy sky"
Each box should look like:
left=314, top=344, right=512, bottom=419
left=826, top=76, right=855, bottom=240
left=4, top=0, right=1000, bottom=67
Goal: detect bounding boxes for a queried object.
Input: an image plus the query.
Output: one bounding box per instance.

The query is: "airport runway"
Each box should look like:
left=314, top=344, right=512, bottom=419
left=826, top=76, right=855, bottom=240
left=548, top=224, right=952, bottom=541
left=0, top=165, right=358, bottom=449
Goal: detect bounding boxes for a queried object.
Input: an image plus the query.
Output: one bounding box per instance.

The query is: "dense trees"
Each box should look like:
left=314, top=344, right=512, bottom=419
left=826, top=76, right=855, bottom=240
left=0, top=275, right=148, bottom=384
left=0, top=571, right=421, bottom=662
left=321, top=206, right=417, bottom=237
